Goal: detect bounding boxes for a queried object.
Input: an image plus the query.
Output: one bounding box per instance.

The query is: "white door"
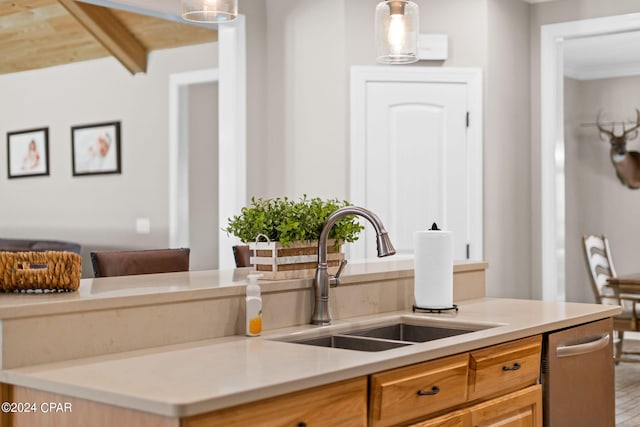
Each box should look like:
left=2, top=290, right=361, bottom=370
left=350, top=67, right=483, bottom=262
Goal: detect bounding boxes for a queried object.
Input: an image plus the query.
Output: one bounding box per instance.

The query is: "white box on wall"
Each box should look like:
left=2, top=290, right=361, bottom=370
left=418, top=34, right=448, bottom=60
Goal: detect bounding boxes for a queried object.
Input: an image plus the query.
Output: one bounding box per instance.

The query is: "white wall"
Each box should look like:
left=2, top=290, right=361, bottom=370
left=564, top=75, right=640, bottom=303
left=261, top=0, right=348, bottom=200
left=0, top=43, right=218, bottom=275
left=485, top=0, right=531, bottom=298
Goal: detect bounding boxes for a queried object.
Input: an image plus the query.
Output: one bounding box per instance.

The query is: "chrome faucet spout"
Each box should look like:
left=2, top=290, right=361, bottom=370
left=311, top=206, right=395, bottom=325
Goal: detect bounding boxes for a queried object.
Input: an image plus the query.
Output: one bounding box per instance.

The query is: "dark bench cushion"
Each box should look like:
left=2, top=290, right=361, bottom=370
left=0, top=238, right=82, bottom=255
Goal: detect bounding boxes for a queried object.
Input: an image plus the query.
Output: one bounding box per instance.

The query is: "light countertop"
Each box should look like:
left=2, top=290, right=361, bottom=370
left=0, top=297, right=619, bottom=418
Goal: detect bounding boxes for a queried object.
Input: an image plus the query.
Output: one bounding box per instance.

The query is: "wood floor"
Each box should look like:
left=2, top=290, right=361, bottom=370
left=616, top=340, right=640, bottom=427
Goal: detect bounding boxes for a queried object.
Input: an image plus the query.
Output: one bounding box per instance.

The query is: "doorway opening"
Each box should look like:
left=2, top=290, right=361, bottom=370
left=540, top=13, right=640, bottom=301
left=169, top=69, right=219, bottom=269
left=169, top=17, right=246, bottom=270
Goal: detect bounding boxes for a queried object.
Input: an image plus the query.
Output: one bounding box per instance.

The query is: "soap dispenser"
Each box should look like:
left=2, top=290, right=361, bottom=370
left=246, top=274, right=263, bottom=336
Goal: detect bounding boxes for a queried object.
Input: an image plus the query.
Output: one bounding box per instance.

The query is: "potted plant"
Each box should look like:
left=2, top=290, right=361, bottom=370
left=225, top=196, right=364, bottom=279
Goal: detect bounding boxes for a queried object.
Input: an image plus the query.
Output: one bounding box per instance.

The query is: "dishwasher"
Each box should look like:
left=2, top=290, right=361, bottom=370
left=541, top=317, right=614, bottom=427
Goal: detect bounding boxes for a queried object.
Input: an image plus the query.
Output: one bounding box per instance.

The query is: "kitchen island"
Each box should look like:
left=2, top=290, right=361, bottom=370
left=0, top=260, right=619, bottom=426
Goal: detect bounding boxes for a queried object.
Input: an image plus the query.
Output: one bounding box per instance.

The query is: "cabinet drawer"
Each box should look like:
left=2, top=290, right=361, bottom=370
left=370, top=353, right=469, bottom=427
left=183, top=377, right=367, bottom=427
left=468, top=335, right=541, bottom=401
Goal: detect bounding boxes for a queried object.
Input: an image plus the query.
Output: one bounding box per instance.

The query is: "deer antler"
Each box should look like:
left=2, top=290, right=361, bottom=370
left=596, top=110, right=615, bottom=139
left=622, top=109, right=640, bottom=139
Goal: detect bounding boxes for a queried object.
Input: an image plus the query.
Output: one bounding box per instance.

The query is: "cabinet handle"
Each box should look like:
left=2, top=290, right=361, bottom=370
left=417, top=386, right=440, bottom=396
left=297, top=423, right=307, bottom=427
left=502, top=362, right=521, bottom=371
left=556, top=334, right=610, bottom=358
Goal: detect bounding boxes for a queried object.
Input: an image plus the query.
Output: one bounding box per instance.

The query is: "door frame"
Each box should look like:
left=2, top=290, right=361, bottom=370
left=349, top=66, right=483, bottom=260
left=539, top=13, right=640, bottom=301
left=169, top=17, right=246, bottom=269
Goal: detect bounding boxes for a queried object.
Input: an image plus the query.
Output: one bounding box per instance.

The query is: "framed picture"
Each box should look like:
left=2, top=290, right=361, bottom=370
left=71, top=121, right=121, bottom=176
left=7, top=127, right=50, bottom=179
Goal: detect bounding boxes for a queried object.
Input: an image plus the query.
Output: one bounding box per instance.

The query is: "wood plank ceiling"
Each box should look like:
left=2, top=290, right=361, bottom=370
left=0, top=0, right=218, bottom=75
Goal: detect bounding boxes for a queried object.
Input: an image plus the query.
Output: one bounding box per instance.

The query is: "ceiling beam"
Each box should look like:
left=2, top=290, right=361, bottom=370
left=58, top=0, right=148, bottom=74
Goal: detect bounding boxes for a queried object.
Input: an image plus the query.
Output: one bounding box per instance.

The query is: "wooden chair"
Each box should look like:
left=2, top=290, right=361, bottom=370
left=233, top=245, right=253, bottom=267
left=90, top=248, right=190, bottom=278
left=582, top=234, right=640, bottom=362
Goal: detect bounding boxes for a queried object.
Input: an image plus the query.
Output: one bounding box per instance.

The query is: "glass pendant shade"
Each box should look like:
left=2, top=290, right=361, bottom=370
left=375, top=0, right=419, bottom=64
left=182, top=0, right=238, bottom=23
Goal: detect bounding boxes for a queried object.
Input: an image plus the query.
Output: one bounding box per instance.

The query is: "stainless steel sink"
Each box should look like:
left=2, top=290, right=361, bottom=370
left=278, top=318, right=492, bottom=352
left=345, top=323, right=474, bottom=343
left=292, top=335, right=411, bottom=352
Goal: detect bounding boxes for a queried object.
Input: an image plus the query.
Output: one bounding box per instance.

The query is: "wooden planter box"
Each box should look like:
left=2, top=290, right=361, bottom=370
left=248, top=240, right=344, bottom=280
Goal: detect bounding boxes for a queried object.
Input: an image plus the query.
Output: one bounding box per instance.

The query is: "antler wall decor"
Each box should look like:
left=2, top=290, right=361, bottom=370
left=596, top=109, right=640, bottom=189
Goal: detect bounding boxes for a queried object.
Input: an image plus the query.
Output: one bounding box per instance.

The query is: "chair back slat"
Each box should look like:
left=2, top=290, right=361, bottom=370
left=582, top=235, right=617, bottom=303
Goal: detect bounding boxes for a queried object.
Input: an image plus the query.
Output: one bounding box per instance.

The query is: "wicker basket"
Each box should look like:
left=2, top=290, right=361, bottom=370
left=0, top=251, right=82, bottom=293
left=249, top=238, right=344, bottom=280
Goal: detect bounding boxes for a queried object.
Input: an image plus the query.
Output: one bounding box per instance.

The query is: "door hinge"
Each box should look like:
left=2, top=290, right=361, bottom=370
left=466, top=244, right=470, bottom=260
left=466, top=112, right=470, bottom=128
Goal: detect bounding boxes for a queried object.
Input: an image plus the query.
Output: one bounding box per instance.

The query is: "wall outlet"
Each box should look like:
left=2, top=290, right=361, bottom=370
left=136, top=218, right=151, bottom=234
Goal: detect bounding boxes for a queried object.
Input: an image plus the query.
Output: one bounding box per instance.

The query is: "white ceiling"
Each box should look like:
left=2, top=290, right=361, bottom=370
left=564, top=31, right=640, bottom=80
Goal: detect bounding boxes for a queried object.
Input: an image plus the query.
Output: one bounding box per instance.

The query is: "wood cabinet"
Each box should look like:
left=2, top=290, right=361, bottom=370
left=183, top=377, right=367, bottom=427
left=469, top=385, right=542, bottom=427
left=409, top=385, right=542, bottom=427
left=409, top=408, right=469, bottom=427
left=370, top=335, right=542, bottom=427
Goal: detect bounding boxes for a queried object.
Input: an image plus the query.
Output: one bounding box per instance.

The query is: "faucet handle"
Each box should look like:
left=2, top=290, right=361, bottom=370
left=329, top=259, right=348, bottom=288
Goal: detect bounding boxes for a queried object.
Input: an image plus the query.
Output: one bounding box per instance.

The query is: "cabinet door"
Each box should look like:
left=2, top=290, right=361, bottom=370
left=468, top=385, right=542, bottom=427
left=182, top=377, right=366, bottom=427
left=408, top=408, right=470, bottom=427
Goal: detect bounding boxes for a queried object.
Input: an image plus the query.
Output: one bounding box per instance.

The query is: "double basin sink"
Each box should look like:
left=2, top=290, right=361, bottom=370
left=272, top=316, right=499, bottom=352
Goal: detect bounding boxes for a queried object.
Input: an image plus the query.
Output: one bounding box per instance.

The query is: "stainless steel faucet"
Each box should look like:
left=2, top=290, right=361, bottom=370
left=311, top=206, right=396, bottom=325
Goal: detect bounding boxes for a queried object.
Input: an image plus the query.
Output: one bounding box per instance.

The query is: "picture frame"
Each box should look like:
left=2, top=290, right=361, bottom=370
left=71, top=121, right=121, bottom=176
left=7, top=127, right=50, bottom=179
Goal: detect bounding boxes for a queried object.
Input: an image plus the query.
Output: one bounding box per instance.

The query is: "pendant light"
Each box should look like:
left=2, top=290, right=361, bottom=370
left=182, top=0, right=238, bottom=23
left=375, top=0, right=419, bottom=64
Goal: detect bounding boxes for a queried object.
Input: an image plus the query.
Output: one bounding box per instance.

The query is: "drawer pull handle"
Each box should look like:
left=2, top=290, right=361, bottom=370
left=502, top=362, right=521, bottom=371
left=417, top=386, right=440, bottom=396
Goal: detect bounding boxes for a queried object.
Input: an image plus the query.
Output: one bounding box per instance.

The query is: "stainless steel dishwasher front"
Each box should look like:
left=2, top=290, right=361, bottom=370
left=542, top=317, right=614, bottom=427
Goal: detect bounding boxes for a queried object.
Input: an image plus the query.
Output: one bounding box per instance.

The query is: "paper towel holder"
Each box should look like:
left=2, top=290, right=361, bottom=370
left=413, top=222, right=456, bottom=313
left=412, top=304, right=459, bottom=314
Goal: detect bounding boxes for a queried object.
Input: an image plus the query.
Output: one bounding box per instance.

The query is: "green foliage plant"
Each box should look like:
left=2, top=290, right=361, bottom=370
left=225, top=195, right=365, bottom=247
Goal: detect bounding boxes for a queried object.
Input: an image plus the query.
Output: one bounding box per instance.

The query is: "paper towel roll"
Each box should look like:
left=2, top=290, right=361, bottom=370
left=413, top=228, right=454, bottom=309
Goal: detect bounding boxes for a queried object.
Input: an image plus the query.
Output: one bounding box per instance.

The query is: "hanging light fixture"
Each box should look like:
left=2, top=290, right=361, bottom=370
left=375, top=0, right=419, bottom=64
left=182, top=0, right=238, bottom=23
